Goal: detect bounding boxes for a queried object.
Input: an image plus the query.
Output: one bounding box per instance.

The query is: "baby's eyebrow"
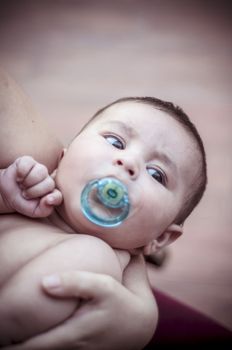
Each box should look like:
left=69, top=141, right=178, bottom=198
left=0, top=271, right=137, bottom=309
left=153, top=150, right=178, bottom=175
left=102, top=120, right=137, bottom=138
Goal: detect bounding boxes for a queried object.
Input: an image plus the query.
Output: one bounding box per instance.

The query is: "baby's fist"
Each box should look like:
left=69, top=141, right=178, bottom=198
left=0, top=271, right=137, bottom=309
left=0, top=156, right=63, bottom=218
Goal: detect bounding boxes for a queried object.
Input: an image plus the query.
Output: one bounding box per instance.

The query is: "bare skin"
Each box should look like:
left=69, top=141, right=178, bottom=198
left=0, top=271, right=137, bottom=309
left=0, top=212, right=129, bottom=345
left=0, top=69, right=62, bottom=172
left=0, top=70, right=157, bottom=349
left=0, top=156, right=62, bottom=216
left=2, top=255, right=156, bottom=350
left=0, top=155, right=153, bottom=346
left=0, top=96, right=199, bottom=345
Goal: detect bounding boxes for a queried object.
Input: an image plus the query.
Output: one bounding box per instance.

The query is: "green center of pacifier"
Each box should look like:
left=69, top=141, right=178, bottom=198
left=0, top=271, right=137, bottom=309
left=101, top=182, right=124, bottom=206
left=107, top=188, right=117, bottom=198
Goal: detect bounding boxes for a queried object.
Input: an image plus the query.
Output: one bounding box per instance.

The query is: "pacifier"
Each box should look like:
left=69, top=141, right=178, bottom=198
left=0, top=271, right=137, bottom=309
left=81, top=177, right=130, bottom=227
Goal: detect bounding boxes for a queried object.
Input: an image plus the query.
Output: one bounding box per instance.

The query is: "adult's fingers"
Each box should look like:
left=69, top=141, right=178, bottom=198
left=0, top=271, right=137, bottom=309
left=42, top=270, right=119, bottom=301
left=3, top=268, right=157, bottom=350
left=42, top=256, right=154, bottom=302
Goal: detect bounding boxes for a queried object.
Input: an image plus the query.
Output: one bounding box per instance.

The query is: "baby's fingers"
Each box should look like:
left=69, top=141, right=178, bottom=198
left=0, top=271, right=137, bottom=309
left=33, top=190, right=63, bottom=217
left=45, top=189, right=63, bottom=207
left=22, top=176, right=55, bottom=199
left=15, top=156, right=38, bottom=182
left=18, top=160, right=49, bottom=188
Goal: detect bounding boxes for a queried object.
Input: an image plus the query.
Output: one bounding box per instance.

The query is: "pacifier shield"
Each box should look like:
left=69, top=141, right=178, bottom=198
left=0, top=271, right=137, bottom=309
left=81, top=177, right=130, bottom=227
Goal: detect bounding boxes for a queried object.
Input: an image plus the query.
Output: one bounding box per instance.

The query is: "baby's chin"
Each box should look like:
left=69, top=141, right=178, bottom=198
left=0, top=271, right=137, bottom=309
left=82, top=225, right=143, bottom=251
left=60, top=201, right=145, bottom=250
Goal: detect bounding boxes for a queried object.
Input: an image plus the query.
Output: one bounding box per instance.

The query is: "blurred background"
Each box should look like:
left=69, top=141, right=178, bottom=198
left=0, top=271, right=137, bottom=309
left=0, top=0, right=231, bottom=330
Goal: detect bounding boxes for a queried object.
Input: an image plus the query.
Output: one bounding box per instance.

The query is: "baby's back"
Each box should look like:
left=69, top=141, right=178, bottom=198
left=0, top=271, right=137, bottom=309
left=0, top=214, right=123, bottom=346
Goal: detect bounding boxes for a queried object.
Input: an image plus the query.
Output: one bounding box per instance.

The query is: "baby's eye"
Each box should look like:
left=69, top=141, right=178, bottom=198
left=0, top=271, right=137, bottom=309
left=147, top=167, right=166, bottom=186
left=104, top=135, right=125, bottom=150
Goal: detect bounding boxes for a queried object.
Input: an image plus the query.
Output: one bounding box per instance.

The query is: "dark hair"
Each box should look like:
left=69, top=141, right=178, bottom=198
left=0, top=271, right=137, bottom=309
left=84, top=96, right=207, bottom=225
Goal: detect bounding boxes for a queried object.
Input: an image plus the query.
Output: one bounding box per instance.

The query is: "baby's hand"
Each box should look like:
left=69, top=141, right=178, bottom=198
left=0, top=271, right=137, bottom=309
left=0, top=156, right=62, bottom=218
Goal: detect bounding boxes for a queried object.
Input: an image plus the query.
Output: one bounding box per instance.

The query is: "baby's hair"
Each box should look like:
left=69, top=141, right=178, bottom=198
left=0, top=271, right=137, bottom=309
left=81, top=96, right=207, bottom=225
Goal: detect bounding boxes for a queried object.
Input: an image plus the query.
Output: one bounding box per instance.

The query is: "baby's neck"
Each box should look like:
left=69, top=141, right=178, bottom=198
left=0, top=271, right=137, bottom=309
left=47, top=208, right=76, bottom=233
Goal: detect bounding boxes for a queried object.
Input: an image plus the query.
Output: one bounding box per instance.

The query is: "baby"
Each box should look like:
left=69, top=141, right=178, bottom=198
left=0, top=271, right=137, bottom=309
left=0, top=96, right=207, bottom=346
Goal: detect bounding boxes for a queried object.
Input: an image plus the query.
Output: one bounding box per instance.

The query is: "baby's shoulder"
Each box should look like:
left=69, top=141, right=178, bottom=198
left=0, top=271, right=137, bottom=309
left=0, top=214, right=69, bottom=286
left=0, top=213, right=66, bottom=236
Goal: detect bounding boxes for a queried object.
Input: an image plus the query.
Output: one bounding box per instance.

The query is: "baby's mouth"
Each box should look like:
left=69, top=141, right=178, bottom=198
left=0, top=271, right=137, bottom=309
left=80, top=177, right=130, bottom=228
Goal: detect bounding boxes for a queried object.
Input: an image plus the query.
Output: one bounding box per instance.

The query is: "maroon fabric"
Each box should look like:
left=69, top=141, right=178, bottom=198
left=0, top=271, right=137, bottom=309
left=144, top=289, right=232, bottom=348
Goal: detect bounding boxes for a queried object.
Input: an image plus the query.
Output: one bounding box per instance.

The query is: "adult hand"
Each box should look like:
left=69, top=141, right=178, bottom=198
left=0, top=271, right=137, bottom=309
left=3, top=255, right=158, bottom=350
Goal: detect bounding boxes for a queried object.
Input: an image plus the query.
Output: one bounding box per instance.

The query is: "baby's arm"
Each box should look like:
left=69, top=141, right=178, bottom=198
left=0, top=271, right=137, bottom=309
left=0, top=156, right=62, bottom=217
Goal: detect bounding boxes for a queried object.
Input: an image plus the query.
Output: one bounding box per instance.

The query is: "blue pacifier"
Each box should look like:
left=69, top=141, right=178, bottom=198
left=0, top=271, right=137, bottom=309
left=81, top=177, right=130, bottom=227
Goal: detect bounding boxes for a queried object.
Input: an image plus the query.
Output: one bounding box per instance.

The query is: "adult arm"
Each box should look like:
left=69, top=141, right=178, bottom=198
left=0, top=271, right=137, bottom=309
left=3, top=255, right=158, bottom=350
left=0, top=68, right=63, bottom=173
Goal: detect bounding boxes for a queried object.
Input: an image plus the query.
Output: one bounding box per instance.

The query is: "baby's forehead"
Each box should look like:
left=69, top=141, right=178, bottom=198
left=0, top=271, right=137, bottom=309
left=91, top=101, right=199, bottom=155
left=94, top=101, right=181, bottom=131
left=94, top=101, right=192, bottom=137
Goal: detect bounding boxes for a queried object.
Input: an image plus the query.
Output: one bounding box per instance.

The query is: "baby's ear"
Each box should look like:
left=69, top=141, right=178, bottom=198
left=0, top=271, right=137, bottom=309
left=143, top=224, right=183, bottom=255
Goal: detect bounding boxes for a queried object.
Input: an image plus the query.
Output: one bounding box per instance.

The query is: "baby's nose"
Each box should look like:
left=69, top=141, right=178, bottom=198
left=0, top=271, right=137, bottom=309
left=114, top=156, right=139, bottom=179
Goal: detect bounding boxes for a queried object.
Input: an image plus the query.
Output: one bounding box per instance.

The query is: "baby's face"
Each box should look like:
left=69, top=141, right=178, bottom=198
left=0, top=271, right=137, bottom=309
left=56, top=102, right=199, bottom=250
